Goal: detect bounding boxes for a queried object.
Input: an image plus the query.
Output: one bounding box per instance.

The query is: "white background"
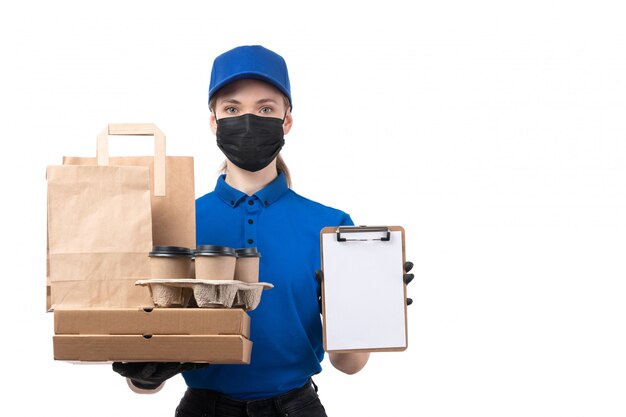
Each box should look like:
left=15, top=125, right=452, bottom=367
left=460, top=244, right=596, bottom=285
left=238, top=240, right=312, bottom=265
left=1, top=1, right=625, bottom=416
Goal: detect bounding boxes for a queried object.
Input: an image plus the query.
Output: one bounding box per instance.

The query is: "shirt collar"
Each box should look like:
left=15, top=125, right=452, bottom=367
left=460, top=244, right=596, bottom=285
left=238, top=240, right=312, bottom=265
left=215, top=171, right=289, bottom=208
left=256, top=171, right=289, bottom=207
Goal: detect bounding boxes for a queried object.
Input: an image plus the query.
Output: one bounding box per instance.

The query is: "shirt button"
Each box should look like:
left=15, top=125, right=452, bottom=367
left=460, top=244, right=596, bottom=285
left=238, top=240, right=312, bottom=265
left=248, top=200, right=254, bottom=206
left=264, top=200, right=269, bottom=206
left=247, top=239, right=254, bottom=244
left=248, top=219, right=254, bottom=224
left=230, top=200, right=234, bottom=205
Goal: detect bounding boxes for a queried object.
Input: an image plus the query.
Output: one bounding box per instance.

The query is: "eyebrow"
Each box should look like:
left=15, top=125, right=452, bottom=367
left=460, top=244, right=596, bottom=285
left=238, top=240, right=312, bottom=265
left=255, top=98, right=278, bottom=105
left=219, top=98, right=279, bottom=105
left=219, top=98, right=241, bottom=105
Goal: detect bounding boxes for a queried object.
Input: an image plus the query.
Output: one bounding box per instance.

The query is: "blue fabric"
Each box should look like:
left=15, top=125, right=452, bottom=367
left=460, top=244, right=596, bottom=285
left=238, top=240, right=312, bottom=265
left=183, top=172, right=353, bottom=400
left=209, top=45, right=292, bottom=109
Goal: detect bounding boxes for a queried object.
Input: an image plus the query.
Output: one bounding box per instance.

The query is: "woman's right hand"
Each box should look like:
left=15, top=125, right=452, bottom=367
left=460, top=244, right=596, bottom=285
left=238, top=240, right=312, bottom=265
left=112, top=362, right=209, bottom=390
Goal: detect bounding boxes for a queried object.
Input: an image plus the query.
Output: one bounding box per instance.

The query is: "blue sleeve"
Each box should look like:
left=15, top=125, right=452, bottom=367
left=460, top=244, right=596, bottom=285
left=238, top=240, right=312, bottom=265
left=339, top=212, right=354, bottom=226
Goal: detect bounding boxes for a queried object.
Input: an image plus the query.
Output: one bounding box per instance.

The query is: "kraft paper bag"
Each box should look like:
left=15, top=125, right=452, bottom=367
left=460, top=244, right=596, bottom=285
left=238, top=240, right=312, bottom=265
left=63, top=124, right=196, bottom=249
left=47, top=123, right=195, bottom=310
left=47, top=164, right=154, bottom=309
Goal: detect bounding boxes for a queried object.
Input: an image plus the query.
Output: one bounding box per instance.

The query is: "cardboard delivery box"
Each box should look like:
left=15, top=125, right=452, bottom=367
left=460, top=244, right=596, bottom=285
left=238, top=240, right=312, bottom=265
left=53, top=308, right=252, bottom=364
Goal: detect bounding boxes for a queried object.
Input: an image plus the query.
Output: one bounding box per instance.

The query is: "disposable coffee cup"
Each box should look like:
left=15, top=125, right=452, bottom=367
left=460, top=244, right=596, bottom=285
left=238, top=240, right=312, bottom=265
left=234, top=248, right=261, bottom=283
left=149, top=246, right=194, bottom=279
left=193, top=245, right=237, bottom=280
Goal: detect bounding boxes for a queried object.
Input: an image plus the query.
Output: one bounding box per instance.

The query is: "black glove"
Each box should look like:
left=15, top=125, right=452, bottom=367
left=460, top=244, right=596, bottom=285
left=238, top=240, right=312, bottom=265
left=404, top=261, right=414, bottom=306
left=315, top=269, right=324, bottom=286
left=315, top=269, right=324, bottom=312
left=112, top=362, right=209, bottom=390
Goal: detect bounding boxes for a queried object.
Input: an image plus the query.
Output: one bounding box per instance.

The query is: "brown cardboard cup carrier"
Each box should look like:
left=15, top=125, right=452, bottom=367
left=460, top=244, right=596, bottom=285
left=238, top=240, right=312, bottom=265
left=47, top=124, right=196, bottom=310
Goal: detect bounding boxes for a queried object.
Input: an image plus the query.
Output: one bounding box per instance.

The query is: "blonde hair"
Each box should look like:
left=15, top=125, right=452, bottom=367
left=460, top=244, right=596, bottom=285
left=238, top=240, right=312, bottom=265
left=210, top=94, right=292, bottom=188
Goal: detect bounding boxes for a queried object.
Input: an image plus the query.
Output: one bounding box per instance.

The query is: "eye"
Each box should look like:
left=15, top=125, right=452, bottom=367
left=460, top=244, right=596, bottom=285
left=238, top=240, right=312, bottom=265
left=259, top=106, right=273, bottom=114
left=225, top=106, right=238, bottom=114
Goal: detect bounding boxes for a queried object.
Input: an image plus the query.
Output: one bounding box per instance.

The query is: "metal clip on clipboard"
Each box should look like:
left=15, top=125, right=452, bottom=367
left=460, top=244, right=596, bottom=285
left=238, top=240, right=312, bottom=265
left=336, top=226, right=391, bottom=242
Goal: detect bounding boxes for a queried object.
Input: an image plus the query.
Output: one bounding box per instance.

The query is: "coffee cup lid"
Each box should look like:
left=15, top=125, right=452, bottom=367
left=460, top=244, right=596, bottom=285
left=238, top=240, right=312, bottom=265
left=194, top=245, right=237, bottom=257
left=149, top=246, right=193, bottom=257
left=235, top=248, right=261, bottom=258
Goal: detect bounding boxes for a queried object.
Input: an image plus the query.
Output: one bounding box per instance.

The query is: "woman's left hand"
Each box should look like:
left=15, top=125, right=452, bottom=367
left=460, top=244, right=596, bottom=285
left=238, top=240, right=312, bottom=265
left=404, top=261, right=414, bottom=306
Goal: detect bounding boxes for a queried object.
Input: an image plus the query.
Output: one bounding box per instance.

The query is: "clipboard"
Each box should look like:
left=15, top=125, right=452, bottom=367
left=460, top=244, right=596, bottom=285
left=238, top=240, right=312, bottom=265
left=320, top=225, right=408, bottom=353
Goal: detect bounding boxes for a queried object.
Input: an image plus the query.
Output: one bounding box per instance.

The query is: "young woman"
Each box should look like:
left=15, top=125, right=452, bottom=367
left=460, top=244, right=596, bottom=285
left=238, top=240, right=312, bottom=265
left=114, top=45, right=412, bottom=417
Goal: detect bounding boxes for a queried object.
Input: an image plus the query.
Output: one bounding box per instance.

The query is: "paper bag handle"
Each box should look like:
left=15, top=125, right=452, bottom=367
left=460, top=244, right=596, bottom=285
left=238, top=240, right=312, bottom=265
left=97, top=123, right=166, bottom=196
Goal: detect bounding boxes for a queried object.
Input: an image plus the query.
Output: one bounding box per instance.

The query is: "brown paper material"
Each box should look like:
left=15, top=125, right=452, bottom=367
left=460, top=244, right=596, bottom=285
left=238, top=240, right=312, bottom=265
left=46, top=124, right=196, bottom=311
left=70, top=122, right=194, bottom=248
left=63, top=156, right=196, bottom=248
left=47, top=165, right=154, bottom=309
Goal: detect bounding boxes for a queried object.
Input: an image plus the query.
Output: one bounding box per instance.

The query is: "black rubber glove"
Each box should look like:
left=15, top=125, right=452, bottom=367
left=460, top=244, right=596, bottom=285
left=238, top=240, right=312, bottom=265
left=404, top=261, right=414, bottom=306
left=315, top=269, right=324, bottom=312
left=112, top=362, right=209, bottom=390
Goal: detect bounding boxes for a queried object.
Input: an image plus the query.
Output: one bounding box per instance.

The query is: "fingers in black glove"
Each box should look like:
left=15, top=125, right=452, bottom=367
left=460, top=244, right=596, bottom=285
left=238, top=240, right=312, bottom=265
left=315, top=269, right=324, bottom=285
left=404, top=261, right=414, bottom=285
left=404, top=261, right=414, bottom=306
left=112, top=362, right=209, bottom=390
left=315, top=270, right=324, bottom=313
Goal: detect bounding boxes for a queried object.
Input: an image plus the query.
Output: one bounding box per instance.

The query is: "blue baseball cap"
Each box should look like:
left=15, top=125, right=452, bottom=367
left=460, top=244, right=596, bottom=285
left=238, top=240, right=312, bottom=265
left=208, top=45, right=292, bottom=109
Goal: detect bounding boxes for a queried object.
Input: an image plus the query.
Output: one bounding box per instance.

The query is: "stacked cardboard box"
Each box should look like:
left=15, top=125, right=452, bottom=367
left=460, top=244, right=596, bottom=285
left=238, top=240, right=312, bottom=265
left=53, top=308, right=252, bottom=363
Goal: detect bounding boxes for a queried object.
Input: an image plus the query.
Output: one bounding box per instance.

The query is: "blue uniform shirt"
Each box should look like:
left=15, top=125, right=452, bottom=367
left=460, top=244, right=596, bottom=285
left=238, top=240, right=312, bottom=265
left=183, top=172, right=353, bottom=400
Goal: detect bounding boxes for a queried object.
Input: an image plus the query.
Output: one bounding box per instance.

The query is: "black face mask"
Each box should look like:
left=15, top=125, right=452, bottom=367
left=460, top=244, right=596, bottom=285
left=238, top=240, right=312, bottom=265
left=216, top=113, right=285, bottom=172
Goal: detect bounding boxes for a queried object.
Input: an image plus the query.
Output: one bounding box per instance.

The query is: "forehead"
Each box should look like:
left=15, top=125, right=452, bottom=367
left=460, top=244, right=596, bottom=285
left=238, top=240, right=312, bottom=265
left=216, top=79, right=284, bottom=103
